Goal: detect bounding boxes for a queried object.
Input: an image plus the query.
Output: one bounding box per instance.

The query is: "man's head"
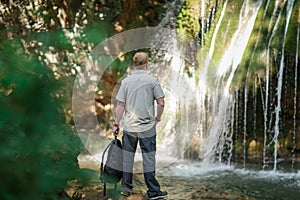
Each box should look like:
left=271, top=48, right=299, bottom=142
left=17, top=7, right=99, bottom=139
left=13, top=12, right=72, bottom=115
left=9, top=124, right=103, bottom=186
left=133, top=52, right=148, bottom=69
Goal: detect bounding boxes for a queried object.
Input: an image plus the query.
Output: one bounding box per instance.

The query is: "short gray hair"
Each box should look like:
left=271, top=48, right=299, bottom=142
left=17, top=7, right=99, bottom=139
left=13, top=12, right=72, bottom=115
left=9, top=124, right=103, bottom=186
left=133, top=52, right=148, bottom=68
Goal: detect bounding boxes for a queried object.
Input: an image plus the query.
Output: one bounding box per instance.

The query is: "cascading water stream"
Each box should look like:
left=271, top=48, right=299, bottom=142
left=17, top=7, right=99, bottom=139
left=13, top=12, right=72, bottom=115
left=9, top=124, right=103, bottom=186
left=273, top=0, right=295, bottom=171
left=200, top=0, right=205, bottom=46
left=202, top=0, right=262, bottom=163
left=227, top=93, right=236, bottom=166
left=264, top=0, right=281, bottom=168
left=243, top=75, right=249, bottom=168
left=148, top=0, right=200, bottom=162
left=292, top=9, right=300, bottom=169
left=196, top=0, right=229, bottom=159
left=253, top=77, right=257, bottom=142
left=234, top=91, right=239, bottom=164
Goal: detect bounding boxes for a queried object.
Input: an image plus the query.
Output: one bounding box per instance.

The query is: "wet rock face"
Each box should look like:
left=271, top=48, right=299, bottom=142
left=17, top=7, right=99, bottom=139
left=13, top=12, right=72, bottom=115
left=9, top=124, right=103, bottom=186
left=286, top=126, right=300, bottom=151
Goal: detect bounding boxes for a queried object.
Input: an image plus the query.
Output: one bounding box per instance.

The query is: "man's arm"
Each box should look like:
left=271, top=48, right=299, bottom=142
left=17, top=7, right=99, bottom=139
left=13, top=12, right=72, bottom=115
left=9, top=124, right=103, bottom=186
left=113, top=101, right=125, bottom=136
left=115, top=101, right=125, bottom=124
left=155, top=97, right=164, bottom=123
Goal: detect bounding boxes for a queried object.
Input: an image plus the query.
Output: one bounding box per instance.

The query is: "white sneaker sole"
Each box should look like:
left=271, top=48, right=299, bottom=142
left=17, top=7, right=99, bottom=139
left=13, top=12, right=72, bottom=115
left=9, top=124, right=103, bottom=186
left=148, top=195, right=167, bottom=200
left=120, top=191, right=131, bottom=196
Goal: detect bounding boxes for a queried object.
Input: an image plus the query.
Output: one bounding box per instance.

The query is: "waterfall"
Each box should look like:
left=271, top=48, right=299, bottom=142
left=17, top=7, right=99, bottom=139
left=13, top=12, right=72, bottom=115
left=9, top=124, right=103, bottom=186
left=292, top=8, right=300, bottom=169
left=273, top=0, right=295, bottom=171
left=234, top=91, right=239, bottom=164
left=227, top=93, right=236, bottom=166
left=196, top=0, right=229, bottom=159
left=148, top=0, right=199, bottom=162
left=200, top=0, right=205, bottom=46
left=243, top=77, right=249, bottom=168
left=149, top=0, right=299, bottom=172
left=263, top=0, right=281, bottom=168
left=75, top=0, right=300, bottom=174
left=253, top=77, right=257, bottom=141
left=205, top=0, right=228, bottom=67
left=201, top=0, right=262, bottom=163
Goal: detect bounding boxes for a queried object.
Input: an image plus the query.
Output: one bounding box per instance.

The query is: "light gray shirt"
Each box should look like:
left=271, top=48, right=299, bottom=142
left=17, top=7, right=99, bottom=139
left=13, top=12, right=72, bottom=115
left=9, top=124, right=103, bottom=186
left=116, top=70, right=165, bottom=132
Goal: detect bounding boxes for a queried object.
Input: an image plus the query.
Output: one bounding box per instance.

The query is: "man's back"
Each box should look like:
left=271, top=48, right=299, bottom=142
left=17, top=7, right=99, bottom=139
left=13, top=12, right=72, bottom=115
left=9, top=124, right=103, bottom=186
left=116, top=70, right=164, bottom=132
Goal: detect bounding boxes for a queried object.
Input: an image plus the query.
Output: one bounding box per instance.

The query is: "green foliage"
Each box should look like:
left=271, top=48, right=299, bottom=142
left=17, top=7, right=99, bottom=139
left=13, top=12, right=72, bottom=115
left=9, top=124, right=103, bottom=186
left=84, top=21, right=115, bottom=46
left=0, top=40, right=83, bottom=199
left=32, top=30, right=74, bottom=52
left=176, top=0, right=200, bottom=39
left=0, top=0, right=172, bottom=198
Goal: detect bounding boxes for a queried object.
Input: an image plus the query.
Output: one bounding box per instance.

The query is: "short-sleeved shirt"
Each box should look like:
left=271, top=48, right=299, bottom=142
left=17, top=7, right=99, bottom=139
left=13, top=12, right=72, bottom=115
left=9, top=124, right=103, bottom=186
left=116, top=70, right=165, bottom=132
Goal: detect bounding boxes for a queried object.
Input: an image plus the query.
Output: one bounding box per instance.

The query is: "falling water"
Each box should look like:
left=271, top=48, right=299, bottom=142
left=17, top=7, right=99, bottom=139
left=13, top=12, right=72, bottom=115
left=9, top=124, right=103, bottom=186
left=234, top=91, right=239, bottom=164
left=202, top=0, right=262, bottom=163
left=227, top=93, right=236, bottom=166
left=263, top=0, right=281, bottom=168
left=205, top=0, right=228, bottom=67
left=243, top=77, right=249, bottom=168
left=253, top=77, right=257, bottom=141
left=76, top=0, right=300, bottom=179
left=273, top=0, right=295, bottom=171
left=292, top=9, right=300, bottom=169
left=148, top=0, right=199, bottom=161
left=196, top=0, right=229, bottom=157
left=200, top=0, right=205, bottom=46
left=148, top=0, right=298, bottom=171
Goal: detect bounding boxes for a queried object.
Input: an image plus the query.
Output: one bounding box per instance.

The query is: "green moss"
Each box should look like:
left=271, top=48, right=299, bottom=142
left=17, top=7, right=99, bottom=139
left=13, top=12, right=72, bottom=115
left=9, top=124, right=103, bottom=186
left=285, top=1, right=300, bottom=56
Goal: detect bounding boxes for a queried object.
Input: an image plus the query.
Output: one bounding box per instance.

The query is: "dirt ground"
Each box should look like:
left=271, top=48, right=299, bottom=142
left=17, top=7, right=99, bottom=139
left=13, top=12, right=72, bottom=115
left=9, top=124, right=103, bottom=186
left=64, top=173, right=252, bottom=200
left=65, top=171, right=149, bottom=200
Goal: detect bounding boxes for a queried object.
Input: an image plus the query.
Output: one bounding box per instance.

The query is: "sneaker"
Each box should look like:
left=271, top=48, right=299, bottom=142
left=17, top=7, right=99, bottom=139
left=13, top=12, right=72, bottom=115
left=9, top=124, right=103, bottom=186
left=148, top=191, right=168, bottom=200
left=120, top=185, right=132, bottom=196
left=120, top=191, right=131, bottom=196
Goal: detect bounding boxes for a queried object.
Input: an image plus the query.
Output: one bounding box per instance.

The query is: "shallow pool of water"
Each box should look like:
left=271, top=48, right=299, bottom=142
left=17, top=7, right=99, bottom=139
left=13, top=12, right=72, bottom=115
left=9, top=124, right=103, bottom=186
left=157, top=161, right=300, bottom=200
left=78, top=153, right=300, bottom=199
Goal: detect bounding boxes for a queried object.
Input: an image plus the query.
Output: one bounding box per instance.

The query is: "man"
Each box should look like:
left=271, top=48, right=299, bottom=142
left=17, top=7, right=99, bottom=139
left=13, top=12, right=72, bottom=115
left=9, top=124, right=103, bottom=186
left=113, top=52, right=168, bottom=200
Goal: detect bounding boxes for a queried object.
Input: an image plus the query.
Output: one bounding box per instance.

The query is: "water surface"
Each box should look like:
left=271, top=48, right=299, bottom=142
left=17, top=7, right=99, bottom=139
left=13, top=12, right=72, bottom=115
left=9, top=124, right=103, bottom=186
left=157, top=161, right=300, bottom=200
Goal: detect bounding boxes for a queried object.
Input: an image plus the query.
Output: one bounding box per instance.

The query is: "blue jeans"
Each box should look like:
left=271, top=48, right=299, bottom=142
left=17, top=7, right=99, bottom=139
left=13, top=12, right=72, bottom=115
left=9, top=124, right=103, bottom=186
left=121, top=125, right=160, bottom=195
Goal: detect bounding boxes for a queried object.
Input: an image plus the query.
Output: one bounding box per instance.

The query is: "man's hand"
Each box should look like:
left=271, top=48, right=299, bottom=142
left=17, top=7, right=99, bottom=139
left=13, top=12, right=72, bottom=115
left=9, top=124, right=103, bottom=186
left=113, top=101, right=125, bottom=136
left=155, top=117, right=161, bottom=124
left=155, top=97, right=164, bottom=124
left=113, top=123, right=119, bottom=136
